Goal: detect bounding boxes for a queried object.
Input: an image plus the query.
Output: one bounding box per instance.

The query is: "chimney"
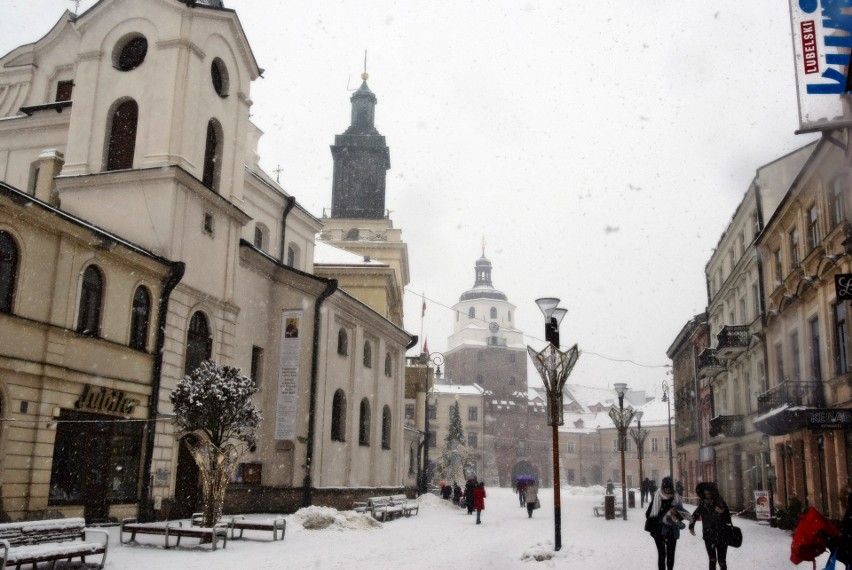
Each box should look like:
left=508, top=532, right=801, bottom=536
left=34, top=149, right=64, bottom=206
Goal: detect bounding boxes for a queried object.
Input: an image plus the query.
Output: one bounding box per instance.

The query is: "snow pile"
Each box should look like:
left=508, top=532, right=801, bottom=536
left=520, top=542, right=558, bottom=562
left=418, top=493, right=454, bottom=509
left=290, top=506, right=382, bottom=531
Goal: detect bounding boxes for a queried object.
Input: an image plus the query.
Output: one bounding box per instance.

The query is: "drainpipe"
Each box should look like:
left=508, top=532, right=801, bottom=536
left=140, top=261, right=185, bottom=522
left=303, top=278, right=338, bottom=507
left=279, top=196, right=297, bottom=263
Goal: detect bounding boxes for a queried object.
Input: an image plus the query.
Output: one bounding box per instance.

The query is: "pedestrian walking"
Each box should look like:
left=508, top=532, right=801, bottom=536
left=525, top=480, right=539, bottom=518
left=452, top=481, right=462, bottom=507
left=689, top=482, right=732, bottom=570
left=473, top=481, right=486, bottom=524
left=641, top=477, right=650, bottom=505
left=515, top=478, right=527, bottom=507
left=645, top=476, right=690, bottom=570
left=649, top=479, right=658, bottom=496
left=465, top=477, right=476, bottom=514
left=606, top=479, right=615, bottom=495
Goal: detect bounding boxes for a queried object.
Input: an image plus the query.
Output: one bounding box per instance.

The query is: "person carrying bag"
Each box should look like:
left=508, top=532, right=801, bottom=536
left=689, top=481, right=734, bottom=570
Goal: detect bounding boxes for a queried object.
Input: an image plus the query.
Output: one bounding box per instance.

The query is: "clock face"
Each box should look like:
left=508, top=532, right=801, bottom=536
left=489, top=322, right=499, bottom=334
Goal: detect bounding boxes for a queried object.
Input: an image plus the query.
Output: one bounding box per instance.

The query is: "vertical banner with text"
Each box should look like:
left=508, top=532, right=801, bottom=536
left=275, top=310, right=303, bottom=440
left=755, top=490, right=771, bottom=520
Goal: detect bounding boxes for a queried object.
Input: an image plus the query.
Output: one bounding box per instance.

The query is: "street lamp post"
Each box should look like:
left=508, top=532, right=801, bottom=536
left=528, top=298, right=580, bottom=552
left=661, top=380, right=674, bottom=479
left=610, top=383, right=635, bottom=521
left=419, top=352, right=443, bottom=496
left=629, top=410, right=649, bottom=507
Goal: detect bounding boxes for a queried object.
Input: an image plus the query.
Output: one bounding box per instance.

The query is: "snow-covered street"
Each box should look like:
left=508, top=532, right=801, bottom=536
left=100, top=486, right=817, bottom=569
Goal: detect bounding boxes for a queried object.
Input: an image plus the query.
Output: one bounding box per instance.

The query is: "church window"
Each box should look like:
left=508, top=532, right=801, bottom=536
left=490, top=307, right=497, bottom=319
left=210, top=58, right=229, bottom=97
left=114, top=34, right=148, bottom=72
left=56, top=80, right=73, bottom=102
left=105, top=99, right=138, bottom=171
left=287, top=243, right=300, bottom=268
left=384, top=352, right=392, bottom=377
left=363, top=341, right=372, bottom=368
left=77, top=265, right=104, bottom=337
left=254, top=226, right=264, bottom=250
left=468, top=307, right=475, bottom=319
left=202, top=119, right=223, bottom=191
left=331, top=390, right=346, bottom=441
left=381, top=405, right=391, bottom=449
left=359, top=398, right=371, bottom=446
left=185, top=311, right=212, bottom=376
left=0, top=231, right=19, bottom=313
left=203, top=213, right=214, bottom=235
left=129, top=285, right=151, bottom=351
left=337, top=328, right=348, bottom=356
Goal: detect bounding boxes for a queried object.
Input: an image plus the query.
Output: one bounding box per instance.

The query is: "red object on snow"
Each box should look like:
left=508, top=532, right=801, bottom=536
left=790, top=507, right=840, bottom=564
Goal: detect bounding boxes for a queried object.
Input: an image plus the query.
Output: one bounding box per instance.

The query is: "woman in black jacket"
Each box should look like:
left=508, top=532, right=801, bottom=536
left=689, top=482, right=732, bottom=570
left=646, top=476, right=690, bottom=570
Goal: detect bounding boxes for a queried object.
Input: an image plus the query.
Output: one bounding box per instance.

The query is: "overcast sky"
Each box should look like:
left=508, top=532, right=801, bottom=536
left=1, top=1, right=820, bottom=397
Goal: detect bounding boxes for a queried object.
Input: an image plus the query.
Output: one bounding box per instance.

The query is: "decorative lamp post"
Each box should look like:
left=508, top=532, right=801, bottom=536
left=528, top=297, right=580, bottom=552
left=419, top=352, right=444, bottom=496
left=610, top=383, right=635, bottom=520
left=629, top=410, right=649, bottom=507
left=661, top=380, right=674, bottom=479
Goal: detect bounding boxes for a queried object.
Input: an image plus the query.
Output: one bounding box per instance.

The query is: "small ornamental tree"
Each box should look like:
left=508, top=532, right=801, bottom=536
left=170, top=360, right=261, bottom=527
left=437, top=402, right=472, bottom=483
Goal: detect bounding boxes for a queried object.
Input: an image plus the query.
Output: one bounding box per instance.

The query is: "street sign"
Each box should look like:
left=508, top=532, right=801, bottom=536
left=837, top=274, right=852, bottom=301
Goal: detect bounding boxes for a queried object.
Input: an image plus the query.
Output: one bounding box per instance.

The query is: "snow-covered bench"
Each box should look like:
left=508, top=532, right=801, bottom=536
left=592, top=497, right=623, bottom=518
left=192, top=513, right=286, bottom=541
left=120, top=518, right=229, bottom=550
left=0, top=517, right=109, bottom=569
left=388, top=494, right=419, bottom=517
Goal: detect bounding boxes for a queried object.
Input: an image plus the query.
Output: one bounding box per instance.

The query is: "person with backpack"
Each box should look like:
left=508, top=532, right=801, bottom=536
left=689, top=482, right=732, bottom=570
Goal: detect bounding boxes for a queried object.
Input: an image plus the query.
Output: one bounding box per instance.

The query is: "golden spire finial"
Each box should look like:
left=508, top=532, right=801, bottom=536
left=481, top=235, right=486, bottom=257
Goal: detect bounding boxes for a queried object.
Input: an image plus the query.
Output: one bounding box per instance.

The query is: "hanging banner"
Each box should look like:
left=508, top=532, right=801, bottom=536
left=755, top=490, right=771, bottom=520
left=275, top=310, right=303, bottom=440
left=788, top=0, right=852, bottom=132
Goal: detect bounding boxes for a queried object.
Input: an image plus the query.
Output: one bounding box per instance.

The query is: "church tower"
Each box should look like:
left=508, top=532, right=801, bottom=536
left=317, top=72, right=409, bottom=327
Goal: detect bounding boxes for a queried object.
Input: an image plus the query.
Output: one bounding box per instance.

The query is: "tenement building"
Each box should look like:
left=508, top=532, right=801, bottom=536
left=0, top=0, right=413, bottom=522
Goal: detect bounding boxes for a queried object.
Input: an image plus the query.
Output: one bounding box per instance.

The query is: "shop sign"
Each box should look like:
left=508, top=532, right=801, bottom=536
left=788, top=0, right=852, bottom=132
left=807, top=408, right=852, bottom=430
left=74, top=384, right=140, bottom=415
left=836, top=273, right=852, bottom=301
left=754, top=490, right=771, bottom=520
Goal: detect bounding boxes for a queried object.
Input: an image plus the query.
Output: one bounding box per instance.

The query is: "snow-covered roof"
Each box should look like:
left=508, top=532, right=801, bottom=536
left=313, top=240, right=388, bottom=266
left=432, top=383, right=484, bottom=396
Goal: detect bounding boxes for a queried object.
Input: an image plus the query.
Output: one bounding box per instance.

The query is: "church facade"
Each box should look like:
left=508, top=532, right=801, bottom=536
left=0, top=0, right=412, bottom=522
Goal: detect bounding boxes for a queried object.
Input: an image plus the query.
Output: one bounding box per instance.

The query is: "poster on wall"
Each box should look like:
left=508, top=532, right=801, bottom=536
left=275, top=310, right=302, bottom=440
left=788, top=0, right=852, bottom=132
left=755, top=490, right=771, bottom=520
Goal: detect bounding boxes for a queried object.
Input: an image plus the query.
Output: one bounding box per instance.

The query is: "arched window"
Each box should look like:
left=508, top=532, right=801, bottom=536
left=77, top=265, right=104, bottom=336
left=468, top=307, right=475, bottom=319
left=0, top=231, right=19, bottom=313
left=490, top=307, right=497, bottom=319
left=105, top=99, right=138, bottom=171
left=363, top=341, right=372, bottom=368
left=384, top=352, right=392, bottom=377
left=185, top=311, right=212, bottom=375
left=287, top=243, right=300, bottom=268
left=253, top=225, right=264, bottom=250
left=129, top=285, right=151, bottom=350
left=331, top=390, right=346, bottom=441
left=381, top=405, right=392, bottom=449
left=202, top=119, right=223, bottom=191
left=359, top=398, right=371, bottom=446
left=337, top=328, right=348, bottom=356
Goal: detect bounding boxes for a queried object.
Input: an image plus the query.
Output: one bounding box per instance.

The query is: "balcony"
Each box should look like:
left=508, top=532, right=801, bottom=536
left=709, top=415, right=745, bottom=438
left=716, top=325, right=750, bottom=360
left=754, top=380, right=825, bottom=436
left=697, top=348, right=725, bottom=378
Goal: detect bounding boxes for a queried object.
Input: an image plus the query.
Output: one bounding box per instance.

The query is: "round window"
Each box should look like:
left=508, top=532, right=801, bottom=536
left=114, top=35, right=148, bottom=71
left=211, top=58, right=229, bottom=97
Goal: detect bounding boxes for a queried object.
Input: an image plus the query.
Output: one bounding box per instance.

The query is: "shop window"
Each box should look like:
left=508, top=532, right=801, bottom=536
left=381, top=405, right=391, bottom=449
left=49, top=409, right=143, bottom=504
left=129, top=285, right=151, bottom=350
left=363, top=341, right=372, bottom=368
left=337, top=328, right=348, bottom=356
left=105, top=99, right=138, bottom=171
left=359, top=399, right=370, bottom=446
left=0, top=231, right=18, bottom=313
left=77, top=265, right=104, bottom=336
left=185, top=311, right=212, bottom=375
left=331, top=390, right=346, bottom=441
left=202, top=119, right=222, bottom=191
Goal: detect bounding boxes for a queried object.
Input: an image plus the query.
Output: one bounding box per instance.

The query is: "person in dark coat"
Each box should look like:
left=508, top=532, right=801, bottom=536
left=827, top=478, right=852, bottom=569
left=465, top=477, right=476, bottom=514
left=452, top=481, right=462, bottom=506
left=641, top=477, right=650, bottom=505
left=473, top=482, right=486, bottom=524
left=649, top=479, right=658, bottom=496
left=646, top=476, right=690, bottom=570
left=441, top=483, right=452, bottom=500
left=689, top=482, right=732, bottom=570
left=606, top=479, right=615, bottom=495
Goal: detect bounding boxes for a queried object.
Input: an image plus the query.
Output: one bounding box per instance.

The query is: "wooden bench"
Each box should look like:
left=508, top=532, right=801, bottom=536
left=0, top=517, right=109, bottom=569
left=192, top=513, right=286, bottom=541
left=120, top=518, right=228, bottom=551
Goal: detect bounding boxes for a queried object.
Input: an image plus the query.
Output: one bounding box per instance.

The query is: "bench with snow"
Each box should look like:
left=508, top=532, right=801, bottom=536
left=191, top=513, right=286, bottom=541
left=357, top=495, right=418, bottom=521
left=592, top=498, right=624, bottom=518
left=0, top=517, right=109, bottom=569
left=388, top=494, right=419, bottom=517
left=120, top=518, right=228, bottom=550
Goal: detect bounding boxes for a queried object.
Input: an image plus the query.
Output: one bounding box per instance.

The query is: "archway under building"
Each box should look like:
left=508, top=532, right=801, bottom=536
left=511, top=460, right=540, bottom=486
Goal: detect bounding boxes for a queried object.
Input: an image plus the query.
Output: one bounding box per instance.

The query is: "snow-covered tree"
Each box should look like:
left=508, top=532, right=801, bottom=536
left=170, top=360, right=261, bottom=527
left=445, top=401, right=465, bottom=448
left=436, top=402, right=473, bottom=483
